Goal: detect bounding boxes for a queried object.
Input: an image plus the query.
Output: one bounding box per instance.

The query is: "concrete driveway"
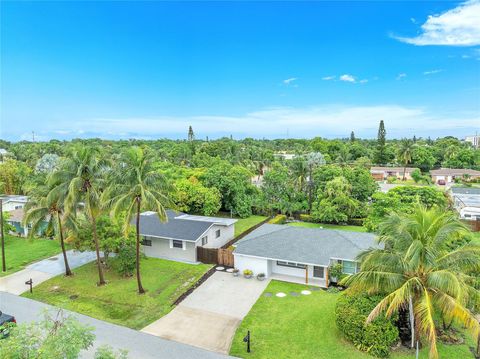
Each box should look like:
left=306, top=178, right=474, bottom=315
left=142, top=271, right=269, bottom=354
left=0, top=250, right=97, bottom=295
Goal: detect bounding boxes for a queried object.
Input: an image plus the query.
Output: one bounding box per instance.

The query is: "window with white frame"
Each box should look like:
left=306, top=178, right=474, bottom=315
left=215, top=229, right=221, bottom=238
left=338, top=260, right=357, bottom=275
left=313, top=266, right=324, bottom=278
left=172, top=240, right=183, bottom=249
left=276, top=261, right=306, bottom=269
left=201, top=236, right=208, bottom=246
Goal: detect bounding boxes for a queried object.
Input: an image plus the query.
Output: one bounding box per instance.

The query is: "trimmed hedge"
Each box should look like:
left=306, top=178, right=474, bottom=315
left=269, top=214, right=287, bottom=224
left=299, top=214, right=317, bottom=223
left=335, top=293, right=399, bottom=358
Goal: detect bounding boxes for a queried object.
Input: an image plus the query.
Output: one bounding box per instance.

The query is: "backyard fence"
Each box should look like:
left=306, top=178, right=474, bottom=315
left=196, top=247, right=234, bottom=267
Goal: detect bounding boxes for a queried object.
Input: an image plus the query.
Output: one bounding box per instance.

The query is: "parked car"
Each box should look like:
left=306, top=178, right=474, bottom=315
left=437, top=179, right=446, bottom=185
left=0, top=311, right=16, bottom=338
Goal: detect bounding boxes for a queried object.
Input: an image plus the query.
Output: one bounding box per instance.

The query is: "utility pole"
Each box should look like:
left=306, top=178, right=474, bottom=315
left=0, top=199, right=6, bottom=272
left=32, top=131, right=35, bottom=142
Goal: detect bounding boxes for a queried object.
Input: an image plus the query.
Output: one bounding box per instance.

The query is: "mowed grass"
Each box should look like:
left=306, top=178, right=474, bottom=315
left=287, top=221, right=367, bottom=232
left=22, top=257, right=211, bottom=329
left=0, top=235, right=61, bottom=277
left=234, top=215, right=268, bottom=237
left=230, top=281, right=473, bottom=359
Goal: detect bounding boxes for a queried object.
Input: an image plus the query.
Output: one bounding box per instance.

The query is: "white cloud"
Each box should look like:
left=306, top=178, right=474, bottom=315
left=322, top=76, right=335, bottom=81
left=49, top=104, right=479, bottom=139
left=395, top=0, right=480, bottom=46
left=359, top=79, right=368, bottom=84
left=283, top=77, right=298, bottom=85
left=396, top=73, right=407, bottom=80
left=423, top=69, right=444, bottom=75
left=340, top=74, right=356, bottom=82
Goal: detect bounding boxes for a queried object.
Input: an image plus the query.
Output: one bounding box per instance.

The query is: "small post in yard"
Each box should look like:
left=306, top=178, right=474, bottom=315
left=25, top=278, right=33, bottom=293
left=0, top=198, right=6, bottom=272
left=243, top=330, right=251, bottom=353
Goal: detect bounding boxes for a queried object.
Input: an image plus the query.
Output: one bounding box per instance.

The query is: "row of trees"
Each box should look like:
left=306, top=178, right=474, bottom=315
left=23, top=146, right=170, bottom=294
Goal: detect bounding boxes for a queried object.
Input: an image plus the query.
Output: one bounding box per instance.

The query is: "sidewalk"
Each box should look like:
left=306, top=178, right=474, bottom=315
left=0, top=250, right=97, bottom=295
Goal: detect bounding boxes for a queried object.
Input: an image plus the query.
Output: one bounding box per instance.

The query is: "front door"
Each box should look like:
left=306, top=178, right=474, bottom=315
left=313, top=266, right=324, bottom=278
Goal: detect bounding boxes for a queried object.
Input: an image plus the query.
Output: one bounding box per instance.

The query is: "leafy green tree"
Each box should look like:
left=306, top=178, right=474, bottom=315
left=443, top=147, right=478, bottom=169
left=374, top=120, right=387, bottom=165
left=411, top=146, right=436, bottom=172
left=51, top=147, right=108, bottom=285
left=306, top=152, right=326, bottom=211
left=0, top=310, right=95, bottom=359
left=173, top=177, right=221, bottom=215
left=103, top=147, right=171, bottom=294
left=411, top=168, right=423, bottom=183
left=24, top=182, right=74, bottom=276
left=311, top=176, right=360, bottom=223
left=201, top=161, right=255, bottom=217
left=350, top=131, right=356, bottom=142
left=35, top=153, right=60, bottom=174
left=0, top=158, right=32, bottom=194
left=397, top=139, right=415, bottom=180
left=344, top=206, right=480, bottom=359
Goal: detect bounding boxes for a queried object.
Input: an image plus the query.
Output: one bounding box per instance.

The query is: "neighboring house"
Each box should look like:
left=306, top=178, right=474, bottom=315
left=274, top=152, right=296, bottom=161
left=137, top=210, right=237, bottom=263
left=430, top=168, right=480, bottom=184
left=5, top=208, right=29, bottom=236
left=370, top=167, right=418, bottom=181
left=0, top=195, right=29, bottom=211
left=233, top=224, right=380, bottom=287
left=450, top=187, right=480, bottom=221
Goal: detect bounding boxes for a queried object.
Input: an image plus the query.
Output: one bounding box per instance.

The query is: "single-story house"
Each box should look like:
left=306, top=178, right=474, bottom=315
left=430, top=168, right=480, bottom=184
left=137, top=210, right=237, bottom=263
left=370, top=167, right=418, bottom=181
left=233, top=224, right=380, bottom=287
left=0, top=195, right=29, bottom=212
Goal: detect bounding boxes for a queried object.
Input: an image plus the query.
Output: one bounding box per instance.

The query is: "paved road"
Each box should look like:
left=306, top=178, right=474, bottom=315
left=0, top=291, right=232, bottom=359
left=142, top=271, right=269, bottom=354
left=0, top=250, right=97, bottom=294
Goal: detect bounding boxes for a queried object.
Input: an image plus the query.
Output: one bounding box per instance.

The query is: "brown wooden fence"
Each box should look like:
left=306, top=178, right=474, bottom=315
left=196, top=246, right=235, bottom=267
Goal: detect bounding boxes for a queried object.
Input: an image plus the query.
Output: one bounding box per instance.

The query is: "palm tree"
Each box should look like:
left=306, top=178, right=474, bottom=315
left=102, top=147, right=171, bottom=294
left=397, top=139, right=414, bottom=181
left=51, top=147, right=108, bottom=286
left=24, top=182, right=74, bottom=276
left=343, top=205, right=480, bottom=359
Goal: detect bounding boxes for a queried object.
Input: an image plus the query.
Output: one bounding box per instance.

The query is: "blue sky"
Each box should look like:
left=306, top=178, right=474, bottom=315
left=1, top=1, right=479, bottom=141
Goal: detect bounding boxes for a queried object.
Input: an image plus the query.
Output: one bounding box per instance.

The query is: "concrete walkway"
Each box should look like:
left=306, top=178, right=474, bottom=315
left=142, top=271, right=269, bottom=354
left=0, top=250, right=97, bottom=294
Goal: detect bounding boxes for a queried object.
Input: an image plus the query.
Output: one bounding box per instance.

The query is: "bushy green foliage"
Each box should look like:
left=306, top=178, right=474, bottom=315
left=364, top=186, right=447, bottom=231
left=335, top=293, right=399, bottom=358
left=115, top=243, right=137, bottom=277
left=299, top=214, right=317, bottom=223
left=173, top=177, right=221, bottom=215
left=269, top=214, right=287, bottom=224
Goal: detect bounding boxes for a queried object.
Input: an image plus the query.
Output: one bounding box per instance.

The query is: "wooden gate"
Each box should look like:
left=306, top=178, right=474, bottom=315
left=196, top=246, right=234, bottom=267
left=218, top=248, right=234, bottom=267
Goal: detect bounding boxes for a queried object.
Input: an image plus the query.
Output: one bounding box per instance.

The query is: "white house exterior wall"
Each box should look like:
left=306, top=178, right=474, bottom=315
left=201, top=224, right=235, bottom=249
left=142, top=236, right=197, bottom=263
left=271, top=261, right=325, bottom=280
left=2, top=201, right=26, bottom=212
left=234, top=254, right=270, bottom=276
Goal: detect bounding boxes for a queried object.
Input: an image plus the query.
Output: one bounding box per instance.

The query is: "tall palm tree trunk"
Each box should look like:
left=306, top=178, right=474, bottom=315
left=57, top=212, right=72, bottom=276
left=135, top=199, right=145, bottom=294
left=0, top=199, right=6, bottom=272
left=403, top=165, right=407, bottom=181
left=91, top=214, right=106, bottom=286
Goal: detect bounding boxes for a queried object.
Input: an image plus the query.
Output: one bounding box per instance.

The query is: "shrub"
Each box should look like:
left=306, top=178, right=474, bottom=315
left=269, top=214, right=287, bottom=224
left=335, top=292, right=399, bottom=358
left=243, top=269, right=253, bottom=276
left=348, top=218, right=365, bottom=226
left=115, top=244, right=136, bottom=277
left=299, top=214, right=317, bottom=223
left=386, top=176, right=396, bottom=184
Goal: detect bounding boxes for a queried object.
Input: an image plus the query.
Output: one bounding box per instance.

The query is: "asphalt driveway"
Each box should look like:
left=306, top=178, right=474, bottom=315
left=0, top=250, right=97, bottom=295
left=142, top=271, right=269, bottom=354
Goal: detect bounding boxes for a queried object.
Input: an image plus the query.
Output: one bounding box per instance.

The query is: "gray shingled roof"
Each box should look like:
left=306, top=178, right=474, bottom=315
left=451, top=187, right=480, bottom=195
left=234, top=224, right=380, bottom=266
left=137, top=210, right=213, bottom=242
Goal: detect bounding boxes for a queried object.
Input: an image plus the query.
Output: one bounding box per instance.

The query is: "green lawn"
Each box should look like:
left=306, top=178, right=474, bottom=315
left=287, top=221, right=367, bottom=232
left=472, top=231, right=480, bottom=245
left=234, top=215, right=268, bottom=237
left=0, top=235, right=61, bottom=277
left=22, top=257, right=211, bottom=329
left=230, top=281, right=473, bottom=359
